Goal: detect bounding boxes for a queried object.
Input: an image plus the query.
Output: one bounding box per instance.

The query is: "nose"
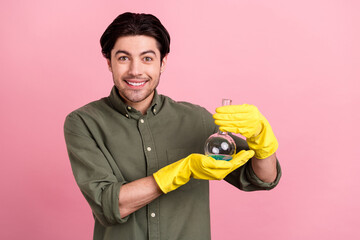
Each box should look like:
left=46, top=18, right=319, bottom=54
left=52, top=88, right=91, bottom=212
left=128, top=59, right=142, bottom=76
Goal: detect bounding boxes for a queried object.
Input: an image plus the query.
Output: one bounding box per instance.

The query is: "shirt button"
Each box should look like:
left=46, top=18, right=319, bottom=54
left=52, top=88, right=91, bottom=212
left=153, top=108, right=157, bottom=114
left=147, top=147, right=152, bottom=152
left=125, top=114, right=129, bottom=118
left=140, top=119, right=144, bottom=123
left=127, top=106, right=132, bottom=110
left=151, top=212, right=156, bottom=217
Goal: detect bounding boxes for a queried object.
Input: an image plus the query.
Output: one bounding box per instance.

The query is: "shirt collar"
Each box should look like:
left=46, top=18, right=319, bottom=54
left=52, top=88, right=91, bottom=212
left=108, top=86, right=162, bottom=119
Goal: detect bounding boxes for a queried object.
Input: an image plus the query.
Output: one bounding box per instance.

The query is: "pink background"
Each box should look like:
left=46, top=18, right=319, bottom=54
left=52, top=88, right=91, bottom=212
left=1, top=0, right=359, bottom=239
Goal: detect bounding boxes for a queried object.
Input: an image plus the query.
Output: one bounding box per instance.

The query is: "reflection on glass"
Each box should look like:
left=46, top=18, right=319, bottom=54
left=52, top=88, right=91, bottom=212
left=204, top=99, right=236, bottom=161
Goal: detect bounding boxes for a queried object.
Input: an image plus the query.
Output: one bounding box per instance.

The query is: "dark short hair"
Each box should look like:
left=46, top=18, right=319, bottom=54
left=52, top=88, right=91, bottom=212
left=100, top=12, right=170, bottom=61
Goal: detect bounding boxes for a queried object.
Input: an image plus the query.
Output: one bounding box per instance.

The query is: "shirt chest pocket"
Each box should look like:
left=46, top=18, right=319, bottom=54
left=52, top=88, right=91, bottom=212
left=166, top=147, right=203, bottom=191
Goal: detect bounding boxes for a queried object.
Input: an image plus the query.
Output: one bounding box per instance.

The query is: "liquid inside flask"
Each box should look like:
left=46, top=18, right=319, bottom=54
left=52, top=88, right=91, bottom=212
left=204, top=99, right=236, bottom=161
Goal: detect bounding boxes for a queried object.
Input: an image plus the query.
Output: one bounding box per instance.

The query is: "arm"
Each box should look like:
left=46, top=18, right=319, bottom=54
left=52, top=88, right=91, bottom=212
left=66, top=112, right=180, bottom=224
left=64, top=113, right=163, bottom=225
left=251, top=153, right=277, bottom=183
left=120, top=149, right=255, bottom=217
left=214, top=104, right=281, bottom=186
left=224, top=134, right=281, bottom=191
left=118, top=176, right=162, bottom=218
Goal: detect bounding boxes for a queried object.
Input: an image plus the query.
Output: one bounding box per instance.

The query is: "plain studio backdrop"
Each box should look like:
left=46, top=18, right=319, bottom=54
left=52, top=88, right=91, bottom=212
left=0, top=0, right=359, bottom=239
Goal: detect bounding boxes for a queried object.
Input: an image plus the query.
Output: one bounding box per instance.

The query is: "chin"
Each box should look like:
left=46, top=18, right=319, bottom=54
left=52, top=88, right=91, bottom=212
left=126, top=92, right=152, bottom=103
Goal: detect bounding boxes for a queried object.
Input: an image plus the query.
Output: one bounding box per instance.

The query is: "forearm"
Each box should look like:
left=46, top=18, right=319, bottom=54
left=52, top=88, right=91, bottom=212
left=119, top=176, right=163, bottom=218
left=251, top=152, right=277, bottom=183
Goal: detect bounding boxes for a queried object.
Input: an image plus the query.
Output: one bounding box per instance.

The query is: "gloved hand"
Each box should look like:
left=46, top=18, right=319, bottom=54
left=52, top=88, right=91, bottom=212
left=213, top=104, right=278, bottom=159
left=153, top=150, right=255, bottom=194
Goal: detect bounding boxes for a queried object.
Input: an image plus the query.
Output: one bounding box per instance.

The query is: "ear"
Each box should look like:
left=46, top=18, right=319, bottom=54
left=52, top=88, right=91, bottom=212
left=160, top=55, right=168, bottom=73
left=106, top=58, right=112, bottom=72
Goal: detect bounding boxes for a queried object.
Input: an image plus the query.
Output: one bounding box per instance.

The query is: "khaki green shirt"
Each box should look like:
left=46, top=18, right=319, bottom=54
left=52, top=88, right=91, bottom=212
left=64, top=86, right=281, bottom=240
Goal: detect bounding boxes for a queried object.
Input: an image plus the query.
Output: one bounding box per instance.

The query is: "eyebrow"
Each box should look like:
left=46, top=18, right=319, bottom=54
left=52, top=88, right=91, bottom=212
left=114, top=50, right=157, bottom=56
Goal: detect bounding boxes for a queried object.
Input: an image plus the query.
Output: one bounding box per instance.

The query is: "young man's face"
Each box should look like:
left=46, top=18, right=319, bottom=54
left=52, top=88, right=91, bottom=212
left=107, top=35, right=167, bottom=109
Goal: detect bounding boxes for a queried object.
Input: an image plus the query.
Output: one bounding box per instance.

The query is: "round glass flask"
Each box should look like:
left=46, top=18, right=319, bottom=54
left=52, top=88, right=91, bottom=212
left=204, top=99, right=236, bottom=161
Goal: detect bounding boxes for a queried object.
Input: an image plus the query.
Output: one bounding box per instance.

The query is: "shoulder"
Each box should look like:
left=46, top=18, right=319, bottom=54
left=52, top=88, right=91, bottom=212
left=64, top=97, right=110, bottom=127
left=161, top=95, right=212, bottom=117
left=160, top=95, right=216, bottom=133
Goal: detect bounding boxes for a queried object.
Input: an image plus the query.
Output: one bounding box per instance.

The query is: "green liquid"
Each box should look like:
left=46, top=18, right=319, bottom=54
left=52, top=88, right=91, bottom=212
left=209, top=155, right=232, bottom=161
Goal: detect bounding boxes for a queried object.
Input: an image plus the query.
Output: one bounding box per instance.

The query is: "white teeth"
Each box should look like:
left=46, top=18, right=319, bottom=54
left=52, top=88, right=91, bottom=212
left=127, top=81, right=146, bottom=86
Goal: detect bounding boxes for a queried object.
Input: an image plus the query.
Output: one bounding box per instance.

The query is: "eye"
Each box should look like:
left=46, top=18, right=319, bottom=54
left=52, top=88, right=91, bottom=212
left=118, top=56, right=129, bottom=61
left=143, top=56, right=153, bottom=62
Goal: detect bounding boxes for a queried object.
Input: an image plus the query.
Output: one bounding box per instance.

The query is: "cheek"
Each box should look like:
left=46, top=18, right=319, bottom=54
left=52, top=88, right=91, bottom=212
left=112, top=66, right=127, bottom=77
left=147, top=66, right=161, bottom=76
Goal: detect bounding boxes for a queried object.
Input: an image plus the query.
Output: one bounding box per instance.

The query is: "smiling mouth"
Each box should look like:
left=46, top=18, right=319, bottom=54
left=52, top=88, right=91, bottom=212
left=124, top=79, right=148, bottom=87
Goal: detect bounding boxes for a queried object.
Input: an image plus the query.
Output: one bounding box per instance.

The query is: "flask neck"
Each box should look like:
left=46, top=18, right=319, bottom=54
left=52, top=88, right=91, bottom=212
left=219, top=99, right=232, bottom=135
left=222, top=99, right=232, bottom=106
left=218, top=130, right=228, bottom=135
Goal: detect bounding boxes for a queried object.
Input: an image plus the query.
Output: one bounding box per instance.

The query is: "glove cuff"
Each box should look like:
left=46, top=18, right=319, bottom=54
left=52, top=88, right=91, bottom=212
left=247, top=117, right=278, bottom=159
left=153, top=158, right=191, bottom=194
left=153, top=172, right=169, bottom=194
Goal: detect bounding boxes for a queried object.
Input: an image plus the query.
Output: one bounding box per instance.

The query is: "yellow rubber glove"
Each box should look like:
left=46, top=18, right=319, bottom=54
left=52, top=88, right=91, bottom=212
left=153, top=150, right=255, bottom=194
left=213, top=104, right=278, bottom=159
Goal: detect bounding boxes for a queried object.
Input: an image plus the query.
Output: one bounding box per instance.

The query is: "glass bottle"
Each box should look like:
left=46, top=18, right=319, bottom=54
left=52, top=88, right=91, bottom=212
left=204, top=99, right=236, bottom=161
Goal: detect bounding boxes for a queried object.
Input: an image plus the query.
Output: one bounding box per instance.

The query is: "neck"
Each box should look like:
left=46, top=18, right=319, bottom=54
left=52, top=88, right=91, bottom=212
left=129, top=102, right=150, bottom=115
left=124, top=92, right=155, bottom=115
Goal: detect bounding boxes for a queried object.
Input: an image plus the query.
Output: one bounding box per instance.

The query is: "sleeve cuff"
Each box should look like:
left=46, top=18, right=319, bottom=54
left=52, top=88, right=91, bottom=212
left=245, top=158, right=282, bottom=190
left=101, top=181, right=129, bottom=225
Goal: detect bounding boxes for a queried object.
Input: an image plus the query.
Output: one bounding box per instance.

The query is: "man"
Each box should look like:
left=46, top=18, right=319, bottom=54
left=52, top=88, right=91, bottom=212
left=64, top=12, right=281, bottom=240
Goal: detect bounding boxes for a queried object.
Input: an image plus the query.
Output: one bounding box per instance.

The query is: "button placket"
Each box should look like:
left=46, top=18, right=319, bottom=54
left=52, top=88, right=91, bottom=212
left=137, top=117, right=157, bottom=175
left=148, top=201, right=160, bottom=239
left=138, top=118, right=160, bottom=239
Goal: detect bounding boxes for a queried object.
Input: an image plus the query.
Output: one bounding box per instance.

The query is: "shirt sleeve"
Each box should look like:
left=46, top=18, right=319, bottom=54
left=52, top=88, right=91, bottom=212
left=64, top=112, right=129, bottom=226
left=224, top=134, right=282, bottom=191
